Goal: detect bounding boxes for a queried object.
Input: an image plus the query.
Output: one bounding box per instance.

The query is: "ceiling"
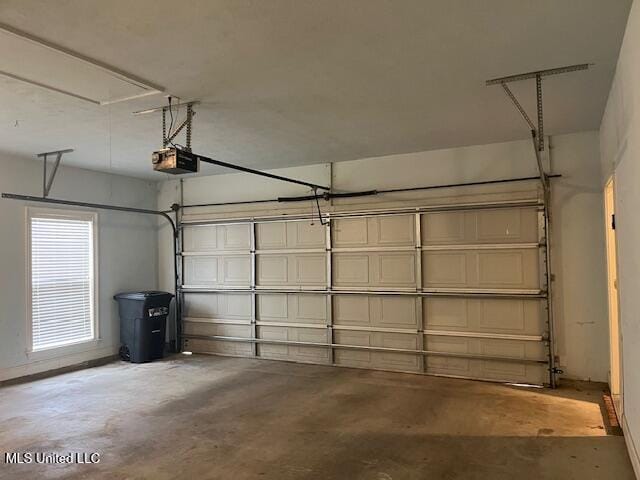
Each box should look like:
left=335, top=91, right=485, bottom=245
left=0, top=0, right=632, bottom=180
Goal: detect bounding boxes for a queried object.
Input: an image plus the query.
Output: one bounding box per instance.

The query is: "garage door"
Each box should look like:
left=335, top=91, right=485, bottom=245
left=181, top=199, right=552, bottom=386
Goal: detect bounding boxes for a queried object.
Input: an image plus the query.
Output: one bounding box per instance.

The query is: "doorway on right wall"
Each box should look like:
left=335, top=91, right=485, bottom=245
left=605, top=175, right=623, bottom=417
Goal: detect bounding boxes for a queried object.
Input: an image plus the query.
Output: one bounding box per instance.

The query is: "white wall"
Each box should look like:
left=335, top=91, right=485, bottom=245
left=549, top=133, right=609, bottom=383
left=0, top=154, right=159, bottom=381
left=600, top=0, right=640, bottom=475
left=158, top=131, right=608, bottom=383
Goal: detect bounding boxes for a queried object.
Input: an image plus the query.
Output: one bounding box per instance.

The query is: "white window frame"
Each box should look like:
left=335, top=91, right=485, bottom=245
left=26, top=207, right=100, bottom=354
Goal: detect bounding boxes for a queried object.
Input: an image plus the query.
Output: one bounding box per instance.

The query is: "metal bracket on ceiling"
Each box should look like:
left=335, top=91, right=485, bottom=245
left=132, top=99, right=200, bottom=152
left=39, top=148, right=74, bottom=198
left=162, top=100, right=197, bottom=151
left=486, top=63, right=590, bottom=197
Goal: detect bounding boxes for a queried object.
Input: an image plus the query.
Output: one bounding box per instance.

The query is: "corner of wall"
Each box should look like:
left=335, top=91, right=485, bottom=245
left=623, top=413, right=640, bottom=479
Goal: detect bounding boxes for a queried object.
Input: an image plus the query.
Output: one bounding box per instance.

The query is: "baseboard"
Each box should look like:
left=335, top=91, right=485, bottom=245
left=0, top=345, right=118, bottom=383
left=622, top=413, right=640, bottom=479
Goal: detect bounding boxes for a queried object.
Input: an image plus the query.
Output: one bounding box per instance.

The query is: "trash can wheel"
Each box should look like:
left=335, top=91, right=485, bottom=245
left=119, top=345, right=130, bottom=361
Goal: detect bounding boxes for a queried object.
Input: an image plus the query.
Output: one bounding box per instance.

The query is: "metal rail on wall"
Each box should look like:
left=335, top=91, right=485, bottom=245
left=176, top=188, right=559, bottom=387
left=169, top=175, right=561, bottom=211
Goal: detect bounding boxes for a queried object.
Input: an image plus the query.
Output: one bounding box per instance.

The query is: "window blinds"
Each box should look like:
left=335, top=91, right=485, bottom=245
left=30, top=216, right=95, bottom=350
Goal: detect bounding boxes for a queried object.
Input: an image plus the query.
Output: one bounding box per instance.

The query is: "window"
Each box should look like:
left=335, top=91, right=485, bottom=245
left=28, top=209, right=98, bottom=351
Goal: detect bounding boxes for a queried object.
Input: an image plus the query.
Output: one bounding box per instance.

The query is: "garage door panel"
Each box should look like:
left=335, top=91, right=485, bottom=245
left=423, top=249, right=538, bottom=290
left=423, top=298, right=543, bottom=335
left=287, top=346, right=330, bottom=363
left=183, top=224, right=250, bottom=252
left=256, top=222, right=287, bottom=249
left=426, top=336, right=469, bottom=355
left=425, top=337, right=472, bottom=375
left=183, top=226, right=219, bottom=252
left=477, top=250, right=538, bottom=288
left=333, top=215, right=415, bottom=247
left=257, top=326, right=329, bottom=363
left=333, top=328, right=371, bottom=367
left=378, top=332, right=418, bottom=349
left=257, top=293, right=287, bottom=320
left=257, top=221, right=325, bottom=250
left=182, top=204, right=549, bottom=385
left=183, top=224, right=251, bottom=252
left=421, top=208, right=538, bottom=245
left=422, top=211, right=465, bottom=244
left=334, top=330, right=420, bottom=372
left=257, top=255, right=288, bottom=284
left=223, top=224, right=252, bottom=249
left=334, top=349, right=372, bottom=367
left=295, top=294, right=327, bottom=323
left=258, top=325, right=286, bottom=340
left=478, top=361, right=546, bottom=384
left=376, top=352, right=421, bottom=371
left=290, top=221, right=326, bottom=248
left=332, top=217, right=368, bottom=246
left=294, top=254, right=327, bottom=284
left=257, top=254, right=326, bottom=286
left=184, top=256, right=218, bottom=286
left=426, top=355, right=544, bottom=383
left=334, top=329, right=369, bottom=346
left=334, top=295, right=416, bottom=329
left=333, top=296, right=369, bottom=326
left=475, top=208, right=538, bottom=243
left=222, top=256, right=252, bottom=284
left=291, top=327, right=330, bottom=362
left=374, top=215, right=415, bottom=246
left=335, top=350, right=420, bottom=372
left=426, top=335, right=545, bottom=359
left=334, top=252, right=416, bottom=288
left=422, top=252, right=467, bottom=287
left=481, top=358, right=527, bottom=378
left=425, top=336, right=545, bottom=383
left=333, top=254, right=370, bottom=285
left=423, top=297, right=469, bottom=328
left=478, top=299, right=537, bottom=332
left=184, top=338, right=252, bottom=357
left=257, top=293, right=327, bottom=325
left=378, top=296, right=417, bottom=328
left=376, top=332, right=421, bottom=371
left=257, top=326, right=289, bottom=359
left=378, top=253, right=416, bottom=285
left=183, top=292, right=252, bottom=321
left=183, top=322, right=251, bottom=338
left=426, top=356, right=472, bottom=376
left=184, top=255, right=250, bottom=287
left=258, top=344, right=289, bottom=358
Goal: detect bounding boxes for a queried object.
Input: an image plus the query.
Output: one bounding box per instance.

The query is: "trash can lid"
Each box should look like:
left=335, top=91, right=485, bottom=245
left=114, top=290, right=174, bottom=301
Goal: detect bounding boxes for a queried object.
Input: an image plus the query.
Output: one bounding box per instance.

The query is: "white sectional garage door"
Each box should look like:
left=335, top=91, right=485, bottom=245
left=181, top=200, right=551, bottom=386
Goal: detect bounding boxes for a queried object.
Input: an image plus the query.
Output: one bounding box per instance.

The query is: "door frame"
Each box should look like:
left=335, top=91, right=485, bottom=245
left=604, top=175, right=623, bottom=417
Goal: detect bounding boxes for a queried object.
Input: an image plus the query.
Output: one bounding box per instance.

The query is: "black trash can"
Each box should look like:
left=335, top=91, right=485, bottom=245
left=113, top=291, right=174, bottom=363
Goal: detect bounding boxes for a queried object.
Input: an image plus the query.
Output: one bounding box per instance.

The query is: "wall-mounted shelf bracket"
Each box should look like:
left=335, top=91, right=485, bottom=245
left=39, top=148, right=74, bottom=198
left=486, top=63, right=590, bottom=198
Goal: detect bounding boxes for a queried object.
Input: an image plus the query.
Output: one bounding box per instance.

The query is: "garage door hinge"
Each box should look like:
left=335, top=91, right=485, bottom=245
left=551, top=367, right=564, bottom=375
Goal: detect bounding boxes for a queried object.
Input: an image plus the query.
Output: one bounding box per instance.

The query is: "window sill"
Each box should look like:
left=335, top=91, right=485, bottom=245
left=27, top=338, right=103, bottom=361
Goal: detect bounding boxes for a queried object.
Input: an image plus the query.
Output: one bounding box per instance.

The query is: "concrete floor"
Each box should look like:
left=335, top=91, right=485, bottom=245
left=0, top=355, right=635, bottom=480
